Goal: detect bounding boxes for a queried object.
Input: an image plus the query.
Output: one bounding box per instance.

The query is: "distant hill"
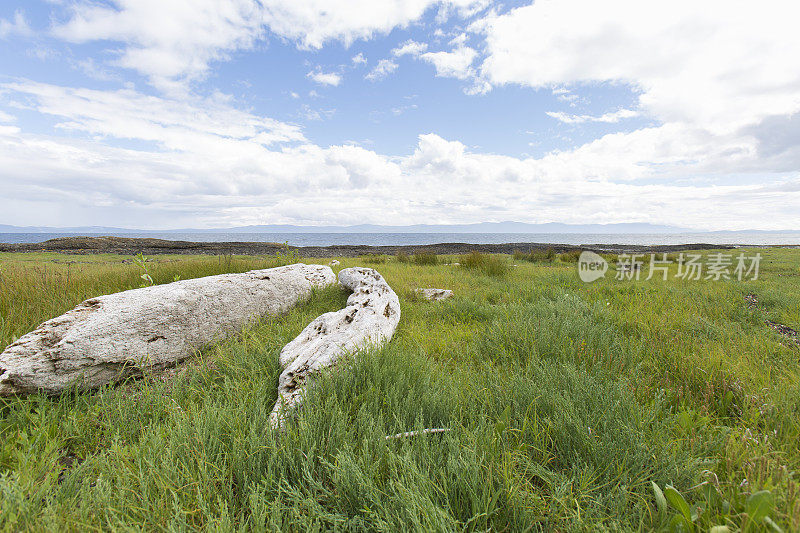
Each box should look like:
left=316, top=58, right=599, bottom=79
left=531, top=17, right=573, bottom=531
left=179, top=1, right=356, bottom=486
left=0, top=221, right=702, bottom=234
left=1, top=221, right=797, bottom=234
left=210, top=222, right=700, bottom=234
left=0, top=224, right=142, bottom=234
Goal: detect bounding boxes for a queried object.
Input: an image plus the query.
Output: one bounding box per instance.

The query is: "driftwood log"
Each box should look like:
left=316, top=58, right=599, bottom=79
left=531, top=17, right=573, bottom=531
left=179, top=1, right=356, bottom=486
left=0, top=264, right=335, bottom=396
left=270, top=267, right=400, bottom=428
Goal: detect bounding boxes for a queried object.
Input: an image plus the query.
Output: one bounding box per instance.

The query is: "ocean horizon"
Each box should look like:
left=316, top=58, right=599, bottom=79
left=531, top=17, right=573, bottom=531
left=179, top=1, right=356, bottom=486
left=2, top=232, right=798, bottom=247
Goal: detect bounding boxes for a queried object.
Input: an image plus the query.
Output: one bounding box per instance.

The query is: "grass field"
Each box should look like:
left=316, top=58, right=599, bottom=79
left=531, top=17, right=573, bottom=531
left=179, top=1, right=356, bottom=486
left=1, top=248, right=799, bottom=531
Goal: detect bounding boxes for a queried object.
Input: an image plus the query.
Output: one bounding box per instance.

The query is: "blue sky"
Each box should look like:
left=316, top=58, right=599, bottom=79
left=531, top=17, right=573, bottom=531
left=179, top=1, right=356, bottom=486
left=0, top=0, right=798, bottom=230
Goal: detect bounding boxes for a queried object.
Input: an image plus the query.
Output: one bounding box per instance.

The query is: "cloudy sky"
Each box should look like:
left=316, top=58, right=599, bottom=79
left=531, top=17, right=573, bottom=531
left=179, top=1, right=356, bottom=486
left=1, top=0, right=799, bottom=230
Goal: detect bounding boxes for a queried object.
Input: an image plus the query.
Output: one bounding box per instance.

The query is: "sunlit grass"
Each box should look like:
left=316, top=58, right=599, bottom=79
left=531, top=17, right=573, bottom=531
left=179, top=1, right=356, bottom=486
left=1, top=248, right=799, bottom=530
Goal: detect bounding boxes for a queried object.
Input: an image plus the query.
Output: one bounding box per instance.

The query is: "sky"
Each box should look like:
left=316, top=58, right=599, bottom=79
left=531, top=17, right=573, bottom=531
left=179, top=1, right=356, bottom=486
left=0, top=0, right=799, bottom=230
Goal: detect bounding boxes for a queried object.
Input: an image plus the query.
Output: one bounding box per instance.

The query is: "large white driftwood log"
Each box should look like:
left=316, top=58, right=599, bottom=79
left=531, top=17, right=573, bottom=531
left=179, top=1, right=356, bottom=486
left=0, top=264, right=335, bottom=396
left=270, top=267, right=400, bottom=428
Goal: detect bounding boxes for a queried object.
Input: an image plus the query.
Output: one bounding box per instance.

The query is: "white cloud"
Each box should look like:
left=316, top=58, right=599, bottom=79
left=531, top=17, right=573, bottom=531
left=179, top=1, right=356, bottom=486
left=260, top=0, right=485, bottom=49
left=420, top=45, right=477, bottom=80
left=457, top=0, right=800, bottom=214
left=392, top=39, right=428, bottom=57
left=53, top=1, right=266, bottom=93
left=404, top=32, right=479, bottom=82
left=546, top=109, right=639, bottom=124
left=0, top=81, right=798, bottom=230
left=260, top=0, right=432, bottom=49
left=74, top=58, right=122, bottom=82
left=2, top=81, right=306, bottom=152
left=365, top=59, right=398, bottom=82
left=0, top=10, right=32, bottom=39
left=447, top=33, right=468, bottom=47
left=306, top=70, right=342, bottom=86
left=52, top=0, right=486, bottom=91
left=300, top=104, right=336, bottom=121
left=351, top=52, right=367, bottom=65
left=4, top=0, right=800, bottom=230
left=391, top=103, right=418, bottom=115
left=0, top=111, right=16, bottom=123
left=478, top=0, right=800, bottom=134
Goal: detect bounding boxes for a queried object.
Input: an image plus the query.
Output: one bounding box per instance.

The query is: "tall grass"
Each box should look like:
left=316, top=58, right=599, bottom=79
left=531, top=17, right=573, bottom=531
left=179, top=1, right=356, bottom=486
left=1, top=249, right=799, bottom=530
left=412, top=252, right=438, bottom=265
left=461, top=251, right=510, bottom=277
left=513, top=247, right=556, bottom=263
left=558, top=249, right=582, bottom=263
left=361, top=253, right=387, bottom=264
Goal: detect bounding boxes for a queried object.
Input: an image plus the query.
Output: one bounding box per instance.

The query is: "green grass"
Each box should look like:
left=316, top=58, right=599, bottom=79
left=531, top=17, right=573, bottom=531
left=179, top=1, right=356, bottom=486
left=360, top=253, right=387, bottom=264
left=1, top=249, right=799, bottom=531
left=461, top=251, right=510, bottom=277
left=412, top=252, right=438, bottom=265
left=558, top=249, right=583, bottom=263
left=513, top=247, right=557, bottom=263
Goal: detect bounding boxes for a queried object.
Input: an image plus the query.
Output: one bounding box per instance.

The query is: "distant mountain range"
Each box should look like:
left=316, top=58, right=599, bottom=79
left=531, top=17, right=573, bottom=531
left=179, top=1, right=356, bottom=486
left=0, top=222, right=797, bottom=234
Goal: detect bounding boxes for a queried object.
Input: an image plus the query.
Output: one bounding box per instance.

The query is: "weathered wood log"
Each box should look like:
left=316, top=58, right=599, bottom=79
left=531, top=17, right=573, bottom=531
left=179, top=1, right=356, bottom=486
left=0, top=264, right=335, bottom=396
left=270, top=267, right=400, bottom=428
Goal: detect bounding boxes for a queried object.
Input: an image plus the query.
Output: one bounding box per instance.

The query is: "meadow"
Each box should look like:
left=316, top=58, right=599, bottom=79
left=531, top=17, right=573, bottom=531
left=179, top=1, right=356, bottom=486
left=0, top=248, right=799, bottom=531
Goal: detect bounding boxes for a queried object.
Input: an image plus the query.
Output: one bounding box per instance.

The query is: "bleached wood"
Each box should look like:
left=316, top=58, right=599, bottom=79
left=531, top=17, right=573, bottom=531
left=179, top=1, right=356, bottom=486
left=270, top=267, right=400, bottom=428
left=0, top=264, right=335, bottom=396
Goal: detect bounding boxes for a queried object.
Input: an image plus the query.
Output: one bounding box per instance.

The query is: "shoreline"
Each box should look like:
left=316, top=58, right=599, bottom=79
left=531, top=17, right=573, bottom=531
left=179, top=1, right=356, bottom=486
left=0, top=235, right=780, bottom=257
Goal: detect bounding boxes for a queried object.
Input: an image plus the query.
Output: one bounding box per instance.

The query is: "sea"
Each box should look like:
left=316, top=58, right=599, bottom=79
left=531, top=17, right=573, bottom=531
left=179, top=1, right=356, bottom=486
left=1, top=232, right=798, bottom=246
